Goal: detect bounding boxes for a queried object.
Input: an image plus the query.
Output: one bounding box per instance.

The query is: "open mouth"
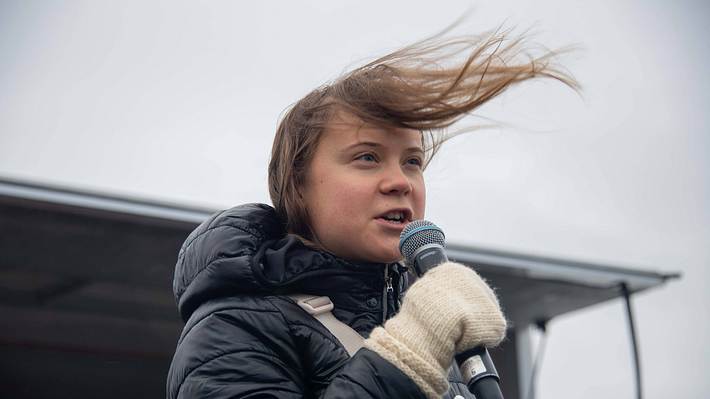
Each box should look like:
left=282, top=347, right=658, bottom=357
left=375, top=209, right=412, bottom=225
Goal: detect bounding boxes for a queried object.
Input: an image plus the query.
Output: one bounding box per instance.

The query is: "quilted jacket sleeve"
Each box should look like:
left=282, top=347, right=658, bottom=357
left=168, top=302, right=306, bottom=398
left=168, top=298, right=427, bottom=399
left=322, top=349, right=429, bottom=398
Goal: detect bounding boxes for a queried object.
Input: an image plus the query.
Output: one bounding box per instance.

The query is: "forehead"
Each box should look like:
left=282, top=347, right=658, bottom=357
left=320, top=111, right=422, bottom=149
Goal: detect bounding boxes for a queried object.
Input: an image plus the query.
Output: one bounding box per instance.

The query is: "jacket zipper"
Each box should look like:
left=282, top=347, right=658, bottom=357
left=381, top=265, right=391, bottom=322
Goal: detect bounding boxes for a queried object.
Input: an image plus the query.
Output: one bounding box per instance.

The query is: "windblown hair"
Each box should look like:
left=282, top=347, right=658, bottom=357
left=268, top=27, right=578, bottom=239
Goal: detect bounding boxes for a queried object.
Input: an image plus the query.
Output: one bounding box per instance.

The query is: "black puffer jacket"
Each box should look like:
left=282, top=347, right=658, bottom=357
left=166, top=203, right=474, bottom=398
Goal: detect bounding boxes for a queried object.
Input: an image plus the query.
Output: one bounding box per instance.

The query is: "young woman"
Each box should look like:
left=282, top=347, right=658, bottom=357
left=167, top=28, right=576, bottom=399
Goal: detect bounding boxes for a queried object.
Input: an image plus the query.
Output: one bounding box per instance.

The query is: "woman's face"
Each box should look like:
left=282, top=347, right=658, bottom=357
left=302, top=112, right=426, bottom=263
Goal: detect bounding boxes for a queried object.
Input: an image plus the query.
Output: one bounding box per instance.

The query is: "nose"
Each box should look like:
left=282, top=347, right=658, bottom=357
left=379, top=163, right=412, bottom=195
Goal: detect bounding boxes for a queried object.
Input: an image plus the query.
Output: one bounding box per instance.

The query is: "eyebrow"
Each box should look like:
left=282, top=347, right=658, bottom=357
left=343, top=141, right=424, bottom=154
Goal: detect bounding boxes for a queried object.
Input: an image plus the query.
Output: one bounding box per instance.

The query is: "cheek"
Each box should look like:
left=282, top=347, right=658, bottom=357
left=309, top=175, right=368, bottom=230
left=413, top=179, right=427, bottom=218
left=330, top=181, right=371, bottom=219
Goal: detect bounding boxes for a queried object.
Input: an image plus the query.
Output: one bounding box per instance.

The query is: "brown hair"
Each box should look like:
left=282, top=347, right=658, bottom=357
left=268, top=26, right=579, bottom=239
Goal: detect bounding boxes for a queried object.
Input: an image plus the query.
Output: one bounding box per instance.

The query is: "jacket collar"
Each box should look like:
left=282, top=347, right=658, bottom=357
left=173, top=203, right=397, bottom=322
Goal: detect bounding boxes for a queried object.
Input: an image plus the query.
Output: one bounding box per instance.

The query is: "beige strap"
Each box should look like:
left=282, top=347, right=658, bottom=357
left=287, top=294, right=364, bottom=356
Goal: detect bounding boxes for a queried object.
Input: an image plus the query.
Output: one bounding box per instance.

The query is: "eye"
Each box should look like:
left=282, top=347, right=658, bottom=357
left=355, top=153, right=378, bottom=163
left=406, top=157, right=423, bottom=168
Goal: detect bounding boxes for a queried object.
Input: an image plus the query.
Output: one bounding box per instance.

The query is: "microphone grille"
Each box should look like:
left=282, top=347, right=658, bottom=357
left=399, top=220, right=446, bottom=263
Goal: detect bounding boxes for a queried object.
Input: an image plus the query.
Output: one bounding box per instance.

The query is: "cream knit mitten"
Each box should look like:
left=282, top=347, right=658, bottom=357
left=364, top=262, right=507, bottom=399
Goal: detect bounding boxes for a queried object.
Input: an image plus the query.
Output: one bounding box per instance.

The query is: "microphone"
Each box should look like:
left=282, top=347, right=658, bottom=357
left=399, top=220, right=505, bottom=399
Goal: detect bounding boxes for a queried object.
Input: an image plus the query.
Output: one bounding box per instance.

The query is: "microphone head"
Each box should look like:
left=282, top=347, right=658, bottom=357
left=399, top=220, right=446, bottom=265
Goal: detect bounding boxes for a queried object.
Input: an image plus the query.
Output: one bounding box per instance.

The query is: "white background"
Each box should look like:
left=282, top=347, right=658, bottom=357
left=1, top=1, right=708, bottom=398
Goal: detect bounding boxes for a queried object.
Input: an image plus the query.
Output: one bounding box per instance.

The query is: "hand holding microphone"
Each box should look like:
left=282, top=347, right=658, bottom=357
left=364, top=221, right=507, bottom=399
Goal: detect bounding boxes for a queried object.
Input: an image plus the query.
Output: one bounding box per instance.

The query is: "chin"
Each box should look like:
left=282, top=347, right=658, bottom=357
left=357, top=237, right=402, bottom=263
left=372, top=248, right=403, bottom=264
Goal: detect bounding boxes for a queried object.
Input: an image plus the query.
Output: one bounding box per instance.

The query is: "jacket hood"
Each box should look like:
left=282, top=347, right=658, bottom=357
left=173, top=203, right=390, bottom=322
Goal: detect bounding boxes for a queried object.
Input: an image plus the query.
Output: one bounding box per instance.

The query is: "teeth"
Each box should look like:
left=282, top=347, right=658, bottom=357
left=385, top=212, right=404, bottom=221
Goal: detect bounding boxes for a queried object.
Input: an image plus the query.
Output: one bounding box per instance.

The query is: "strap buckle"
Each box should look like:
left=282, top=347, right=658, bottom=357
left=295, top=295, right=334, bottom=315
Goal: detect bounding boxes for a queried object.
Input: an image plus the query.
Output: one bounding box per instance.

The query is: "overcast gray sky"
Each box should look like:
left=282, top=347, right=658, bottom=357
left=1, top=1, right=708, bottom=397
